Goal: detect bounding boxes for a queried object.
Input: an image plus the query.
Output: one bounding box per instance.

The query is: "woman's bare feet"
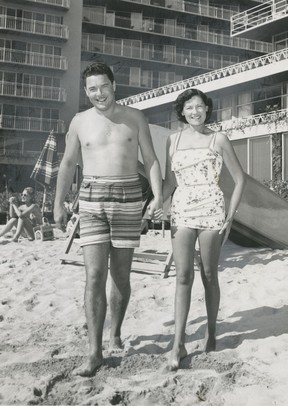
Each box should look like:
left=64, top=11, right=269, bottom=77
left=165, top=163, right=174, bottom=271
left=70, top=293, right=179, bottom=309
left=108, top=336, right=123, bottom=354
left=166, top=344, right=188, bottom=372
left=204, top=328, right=216, bottom=353
left=72, top=355, right=103, bottom=377
left=204, top=335, right=216, bottom=353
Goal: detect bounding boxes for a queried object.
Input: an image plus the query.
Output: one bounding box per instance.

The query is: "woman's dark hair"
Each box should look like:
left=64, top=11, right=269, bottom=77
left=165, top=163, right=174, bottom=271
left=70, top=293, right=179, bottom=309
left=82, top=62, right=114, bottom=85
left=174, top=88, right=213, bottom=124
left=23, top=187, right=36, bottom=203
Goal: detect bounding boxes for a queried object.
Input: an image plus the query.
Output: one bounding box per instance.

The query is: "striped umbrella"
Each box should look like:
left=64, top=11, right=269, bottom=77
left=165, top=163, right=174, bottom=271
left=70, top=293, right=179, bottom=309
left=31, top=130, right=59, bottom=213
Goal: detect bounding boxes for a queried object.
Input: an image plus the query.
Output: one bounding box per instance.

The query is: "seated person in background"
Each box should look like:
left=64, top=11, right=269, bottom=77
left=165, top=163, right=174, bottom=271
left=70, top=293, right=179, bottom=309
left=0, top=187, right=42, bottom=242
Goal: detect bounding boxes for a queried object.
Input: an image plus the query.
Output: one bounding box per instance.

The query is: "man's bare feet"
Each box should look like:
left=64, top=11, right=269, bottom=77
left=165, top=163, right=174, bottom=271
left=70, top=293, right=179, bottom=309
left=72, top=356, right=103, bottom=377
left=165, top=344, right=188, bottom=372
left=108, top=336, right=123, bottom=354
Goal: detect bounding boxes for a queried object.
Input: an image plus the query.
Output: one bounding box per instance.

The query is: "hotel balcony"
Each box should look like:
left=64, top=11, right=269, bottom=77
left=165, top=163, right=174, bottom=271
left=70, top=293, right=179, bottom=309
left=0, top=115, right=65, bottom=134
left=81, top=34, right=239, bottom=71
left=14, top=0, right=70, bottom=10
left=209, top=108, right=288, bottom=140
left=231, top=0, right=288, bottom=40
left=0, top=136, right=61, bottom=165
left=0, top=14, right=69, bottom=40
left=15, top=0, right=70, bottom=9
left=0, top=81, right=67, bottom=102
left=117, top=47, right=288, bottom=110
left=83, top=8, right=272, bottom=53
left=0, top=48, right=68, bottom=70
left=119, top=0, right=235, bottom=21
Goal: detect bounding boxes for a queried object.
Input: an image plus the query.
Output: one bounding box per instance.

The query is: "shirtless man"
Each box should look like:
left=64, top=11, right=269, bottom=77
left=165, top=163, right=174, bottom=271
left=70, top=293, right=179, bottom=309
left=54, top=62, right=163, bottom=376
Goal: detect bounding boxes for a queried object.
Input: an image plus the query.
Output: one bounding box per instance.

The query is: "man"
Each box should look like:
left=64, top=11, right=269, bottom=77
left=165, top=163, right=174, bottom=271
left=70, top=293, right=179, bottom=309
left=54, top=62, right=163, bottom=376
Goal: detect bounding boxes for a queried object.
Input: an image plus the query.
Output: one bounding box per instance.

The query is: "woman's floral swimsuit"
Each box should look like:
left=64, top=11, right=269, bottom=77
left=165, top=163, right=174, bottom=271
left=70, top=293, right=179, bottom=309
left=171, top=131, right=225, bottom=230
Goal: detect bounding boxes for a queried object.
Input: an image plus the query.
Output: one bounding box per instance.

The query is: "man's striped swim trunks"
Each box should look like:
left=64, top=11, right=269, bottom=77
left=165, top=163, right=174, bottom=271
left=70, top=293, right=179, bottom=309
left=79, top=174, right=143, bottom=248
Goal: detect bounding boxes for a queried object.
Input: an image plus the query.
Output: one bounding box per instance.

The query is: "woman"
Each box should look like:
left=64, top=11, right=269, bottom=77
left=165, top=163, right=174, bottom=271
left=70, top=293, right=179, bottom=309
left=0, top=187, right=42, bottom=242
left=162, top=89, right=245, bottom=370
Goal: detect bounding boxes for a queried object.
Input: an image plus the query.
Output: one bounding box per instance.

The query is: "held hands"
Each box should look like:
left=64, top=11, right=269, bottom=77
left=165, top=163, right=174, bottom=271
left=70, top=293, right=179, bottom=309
left=147, top=197, right=163, bottom=222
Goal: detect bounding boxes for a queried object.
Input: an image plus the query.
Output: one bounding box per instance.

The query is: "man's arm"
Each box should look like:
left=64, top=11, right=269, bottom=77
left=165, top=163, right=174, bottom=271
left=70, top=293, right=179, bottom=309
left=54, top=116, right=81, bottom=229
left=137, top=110, right=163, bottom=216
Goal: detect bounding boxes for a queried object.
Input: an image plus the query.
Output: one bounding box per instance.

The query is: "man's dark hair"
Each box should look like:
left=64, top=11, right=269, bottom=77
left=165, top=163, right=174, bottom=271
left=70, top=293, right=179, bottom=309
left=82, top=62, right=114, bottom=85
left=174, top=88, right=213, bottom=124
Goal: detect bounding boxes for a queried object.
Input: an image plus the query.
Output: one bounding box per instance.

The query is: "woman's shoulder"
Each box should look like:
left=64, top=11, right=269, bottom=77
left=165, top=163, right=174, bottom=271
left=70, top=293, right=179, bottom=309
left=213, top=131, right=230, bottom=146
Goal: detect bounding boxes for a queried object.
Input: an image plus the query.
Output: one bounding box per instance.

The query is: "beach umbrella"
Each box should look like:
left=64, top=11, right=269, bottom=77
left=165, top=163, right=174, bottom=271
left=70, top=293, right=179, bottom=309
left=30, top=130, right=59, bottom=213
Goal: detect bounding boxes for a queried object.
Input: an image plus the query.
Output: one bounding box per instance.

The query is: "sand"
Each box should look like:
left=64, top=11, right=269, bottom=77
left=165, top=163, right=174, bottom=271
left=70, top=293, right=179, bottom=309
left=0, top=227, right=287, bottom=406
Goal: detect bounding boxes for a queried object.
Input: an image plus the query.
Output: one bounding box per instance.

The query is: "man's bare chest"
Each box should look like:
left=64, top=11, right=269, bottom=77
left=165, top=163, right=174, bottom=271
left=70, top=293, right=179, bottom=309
left=79, top=121, right=137, bottom=148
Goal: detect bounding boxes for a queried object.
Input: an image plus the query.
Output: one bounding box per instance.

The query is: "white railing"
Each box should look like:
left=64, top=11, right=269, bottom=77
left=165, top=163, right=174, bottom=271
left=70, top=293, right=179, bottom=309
left=208, top=108, right=288, bottom=135
left=81, top=34, right=239, bottom=70
left=0, top=48, right=68, bottom=70
left=83, top=8, right=272, bottom=53
left=121, top=0, right=236, bottom=21
left=0, top=81, right=66, bottom=102
left=0, top=15, right=69, bottom=39
left=231, top=0, right=288, bottom=36
left=117, top=48, right=288, bottom=106
left=21, top=0, right=70, bottom=7
left=0, top=115, right=65, bottom=133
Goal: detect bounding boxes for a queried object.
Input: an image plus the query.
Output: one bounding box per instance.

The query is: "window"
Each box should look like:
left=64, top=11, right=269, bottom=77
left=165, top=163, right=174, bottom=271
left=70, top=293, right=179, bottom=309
left=237, top=91, right=252, bottom=118
left=249, top=136, right=271, bottom=181
left=141, top=70, right=152, bottom=88
left=129, top=67, right=140, bottom=87
left=232, top=140, right=247, bottom=173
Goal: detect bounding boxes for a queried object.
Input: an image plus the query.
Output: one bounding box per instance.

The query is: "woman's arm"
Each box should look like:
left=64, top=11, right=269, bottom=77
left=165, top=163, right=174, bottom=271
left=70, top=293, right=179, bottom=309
left=217, top=132, right=246, bottom=237
left=9, top=197, right=18, bottom=217
left=163, top=134, right=177, bottom=202
left=18, top=203, right=37, bottom=219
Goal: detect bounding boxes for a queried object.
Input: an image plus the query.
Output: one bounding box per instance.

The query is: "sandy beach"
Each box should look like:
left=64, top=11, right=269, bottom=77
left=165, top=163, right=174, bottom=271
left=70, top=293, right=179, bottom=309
left=0, top=227, right=287, bottom=406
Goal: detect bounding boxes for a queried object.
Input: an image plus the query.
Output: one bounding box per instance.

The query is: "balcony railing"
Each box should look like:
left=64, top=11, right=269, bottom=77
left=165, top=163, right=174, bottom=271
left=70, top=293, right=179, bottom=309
left=0, top=81, right=66, bottom=102
left=231, top=0, right=288, bottom=37
left=0, top=15, right=69, bottom=39
left=81, top=34, right=239, bottom=70
left=117, top=47, right=288, bottom=107
left=18, top=0, right=70, bottom=8
left=121, top=0, right=236, bottom=21
left=0, top=48, right=68, bottom=70
left=0, top=115, right=65, bottom=133
left=209, top=108, right=288, bottom=135
left=83, top=8, right=272, bottom=53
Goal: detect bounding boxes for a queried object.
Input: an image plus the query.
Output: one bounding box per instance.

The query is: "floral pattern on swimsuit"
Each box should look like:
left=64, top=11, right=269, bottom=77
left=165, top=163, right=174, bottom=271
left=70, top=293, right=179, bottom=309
left=171, top=144, right=225, bottom=230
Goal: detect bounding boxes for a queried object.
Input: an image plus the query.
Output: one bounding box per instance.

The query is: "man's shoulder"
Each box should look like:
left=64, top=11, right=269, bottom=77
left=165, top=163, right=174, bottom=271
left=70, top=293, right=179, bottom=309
left=116, top=104, right=143, bottom=118
left=75, top=108, right=93, bottom=119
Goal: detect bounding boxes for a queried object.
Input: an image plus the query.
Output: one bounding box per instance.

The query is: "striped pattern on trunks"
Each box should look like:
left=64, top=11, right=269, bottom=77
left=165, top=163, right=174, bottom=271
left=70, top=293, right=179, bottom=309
left=79, top=174, right=143, bottom=248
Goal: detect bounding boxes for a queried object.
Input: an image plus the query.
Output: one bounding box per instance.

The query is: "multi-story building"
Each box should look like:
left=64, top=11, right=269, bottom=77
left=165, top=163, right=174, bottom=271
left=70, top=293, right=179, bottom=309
left=1, top=0, right=287, bottom=194
left=80, top=0, right=272, bottom=127
left=0, top=0, right=82, bottom=192
left=115, top=0, right=288, bottom=184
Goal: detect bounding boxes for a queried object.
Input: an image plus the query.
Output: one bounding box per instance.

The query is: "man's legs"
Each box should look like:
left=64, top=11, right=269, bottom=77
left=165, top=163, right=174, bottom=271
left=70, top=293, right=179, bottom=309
left=74, top=242, right=110, bottom=377
left=109, top=246, right=134, bottom=352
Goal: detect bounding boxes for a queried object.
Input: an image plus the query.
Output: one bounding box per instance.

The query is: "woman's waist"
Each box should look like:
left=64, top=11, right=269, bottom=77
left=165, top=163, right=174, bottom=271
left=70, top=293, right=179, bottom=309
left=175, top=181, right=221, bottom=188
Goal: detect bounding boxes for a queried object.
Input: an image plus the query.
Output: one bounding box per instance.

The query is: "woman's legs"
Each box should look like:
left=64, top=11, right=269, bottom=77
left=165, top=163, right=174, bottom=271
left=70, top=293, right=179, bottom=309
left=169, top=226, right=198, bottom=370
left=12, top=218, right=35, bottom=241
left=0, top=218, right=17, bottom=237
left=197, top=229, right=223, bottom=352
